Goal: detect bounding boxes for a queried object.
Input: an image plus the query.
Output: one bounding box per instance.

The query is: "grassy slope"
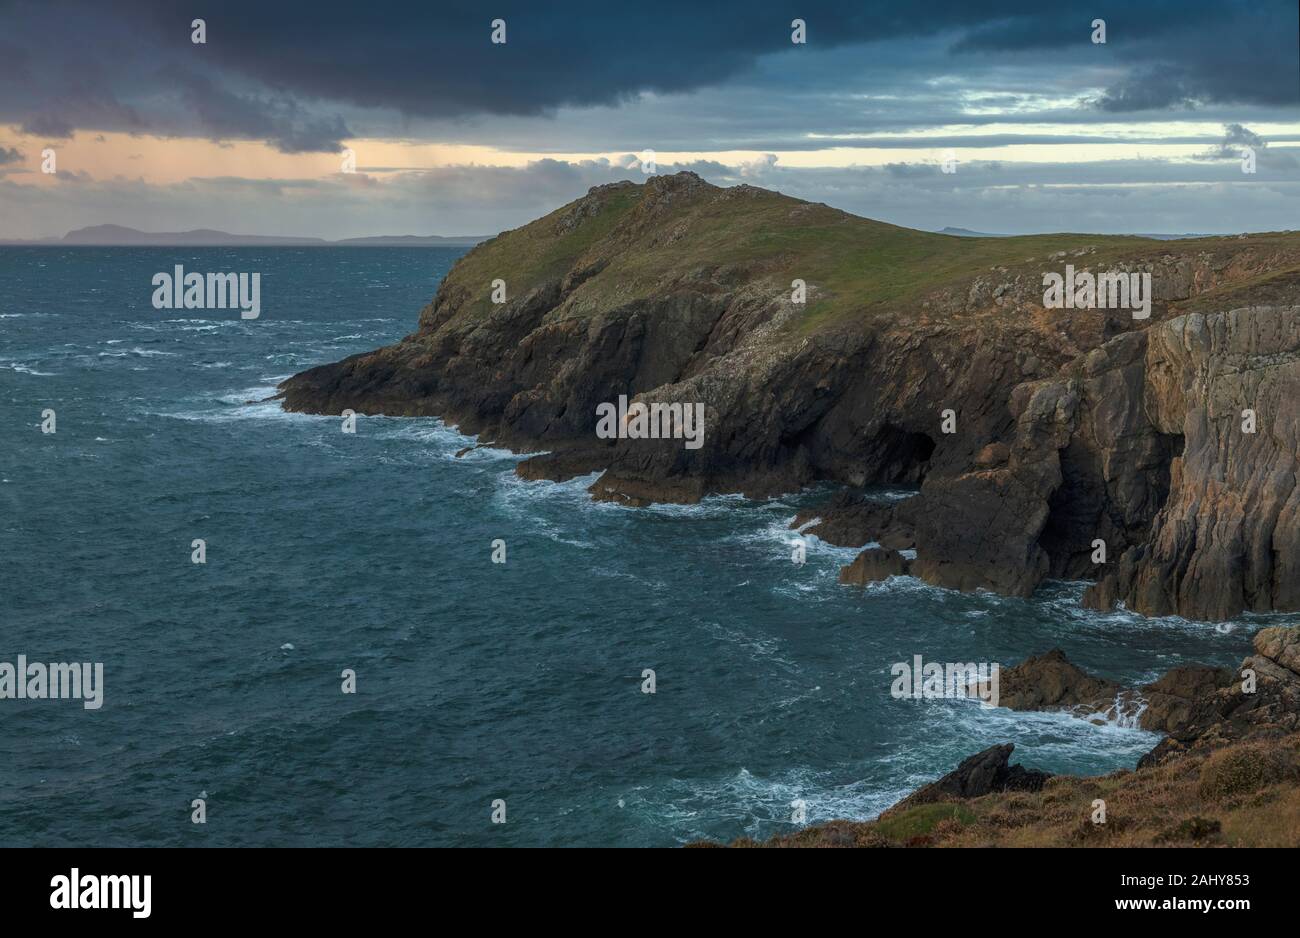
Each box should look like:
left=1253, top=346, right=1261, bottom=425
left=427, top=174, right=1300, bottom=340
left=438, top=184, right=643, bottom=325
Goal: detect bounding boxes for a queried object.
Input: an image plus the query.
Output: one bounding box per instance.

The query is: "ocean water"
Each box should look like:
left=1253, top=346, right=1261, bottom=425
left=0, top=246, right=1267, bottom=847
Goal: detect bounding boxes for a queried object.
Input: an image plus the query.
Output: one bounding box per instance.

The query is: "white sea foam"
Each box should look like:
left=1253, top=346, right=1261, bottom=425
left=945, top=690, right=1157, bottom=754
left=859, top=574, right=952, bottom=600
left=494, top=470, right=605, bottom=514
left=381, top=419, right=486, bottom=452
left=133, top=319, right=244, bottom=332
left=158, top=384, right=319, bottom=424
left=867, top=487, right=920, bottom=502
left=631, top=766, right=913, bottom=843
left=1039, top=580, right=1260, bottom=637
left=216, top=385, right=279, bottom=405
left=1, top=360, right=55, bottom=376
left=162, top=402, right=313, bottom=424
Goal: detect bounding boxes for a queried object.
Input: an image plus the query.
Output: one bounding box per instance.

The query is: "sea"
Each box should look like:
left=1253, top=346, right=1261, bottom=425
left=0, top=246, right=1267, bottom=846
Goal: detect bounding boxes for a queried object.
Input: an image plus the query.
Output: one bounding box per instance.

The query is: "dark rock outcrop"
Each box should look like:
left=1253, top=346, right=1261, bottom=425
left=837, top=547, right=911, bottom=585
left=996, top=649, right=1127, bottom=714
left=887, top=744, right=1051, bottom=812
left=791, top=491, right=916, bottom=550
left=1139, top=665, right=1234, bottom=735
left=1140, top=625, right=1300, bottom=767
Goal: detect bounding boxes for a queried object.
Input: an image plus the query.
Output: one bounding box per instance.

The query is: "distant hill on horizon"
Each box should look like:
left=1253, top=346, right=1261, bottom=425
left=0, top=224, right=489, bottom=247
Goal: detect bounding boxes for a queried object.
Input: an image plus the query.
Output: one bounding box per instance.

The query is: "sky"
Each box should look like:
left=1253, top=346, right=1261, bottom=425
left=0, top=0, right=1297, bottom=239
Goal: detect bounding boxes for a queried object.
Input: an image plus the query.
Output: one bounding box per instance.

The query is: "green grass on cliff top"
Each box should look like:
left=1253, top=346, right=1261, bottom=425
left=441, top=184, right=642, bottom=322
left=439, top=174, right=1298, bottom=334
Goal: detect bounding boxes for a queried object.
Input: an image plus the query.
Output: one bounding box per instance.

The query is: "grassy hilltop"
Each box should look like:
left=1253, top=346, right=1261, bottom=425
left=429, top=172, right=1298, bottom=334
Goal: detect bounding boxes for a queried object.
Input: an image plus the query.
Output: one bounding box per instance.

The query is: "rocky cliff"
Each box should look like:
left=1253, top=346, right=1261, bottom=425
left=279, top=172, right=1300, bottom=620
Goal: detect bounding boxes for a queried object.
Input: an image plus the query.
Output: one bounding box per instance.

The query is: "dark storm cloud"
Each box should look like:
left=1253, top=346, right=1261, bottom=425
left=159, top=67, right=354, bottom=153
left=0, top=145, right=22, bottom=164
left=121, top=0, right=1300, bottom=117
left=0, top=0, right=1294, bottom=151
left=950, top=2, right=1299, bottom=112
left=20, top=91, right=148, bottom=139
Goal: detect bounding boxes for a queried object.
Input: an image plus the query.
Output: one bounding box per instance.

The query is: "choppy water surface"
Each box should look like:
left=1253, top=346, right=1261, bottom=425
left=0, top=247, right=1265, bottom=846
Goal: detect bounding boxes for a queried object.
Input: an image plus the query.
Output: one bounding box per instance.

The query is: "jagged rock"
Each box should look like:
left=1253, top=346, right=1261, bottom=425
left=992, top=649, right=1231, bottom=732
left=996, top=649, right=1125, bottom=713
left=1117, top=309, right=1300, bottom=620
left=1081, top=573, right=1119, bottom=611
left=1139, top=625, right=1300, bottom=767
left=1251, top=625, right=1300, bottom=677
left=887, top=744, right=1051, bottom=812
left=790, top=491, right=916, bottom=549
left=514, top=447, right=608, bottom=483
left=907, top=377, right=1080, bottom=597
left=974, top=442, right=1010, bottom=468
left=838, top=548, right=910, bottom=585
left=1039, top=330, right=1180, bottom=582
left=951, top=306, right=1300, bottom=620
left=1139, top=665, right=1234, bottom=734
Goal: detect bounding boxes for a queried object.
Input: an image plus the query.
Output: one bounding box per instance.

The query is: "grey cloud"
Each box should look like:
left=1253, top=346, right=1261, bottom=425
left=4, top=152, right=1298, bottom=243
left=1192, top=123, right=1300, bottom=170
left=161, top=68, right=352, bottom=153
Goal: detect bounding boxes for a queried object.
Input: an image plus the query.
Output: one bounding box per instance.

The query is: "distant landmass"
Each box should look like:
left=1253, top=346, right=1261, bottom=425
left=938, top=226, right=1218, bottom=240
left=0, top=224, right=1241, bottom=247
left=937, top=227, right=1009, bottom=237
left=0, top=224, right=489, bottom=247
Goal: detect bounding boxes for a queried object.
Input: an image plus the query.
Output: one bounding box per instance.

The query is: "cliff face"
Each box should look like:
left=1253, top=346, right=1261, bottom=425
left=925, top=304, right=1300, bottom=619
left=1100, top=310, right=1300, bottom=619
left=279, top=171, right=1300, bottom=620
